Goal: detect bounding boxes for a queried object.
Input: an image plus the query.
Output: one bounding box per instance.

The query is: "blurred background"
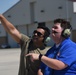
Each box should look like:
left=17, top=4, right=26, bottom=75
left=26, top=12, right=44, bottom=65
left=0, top=0, right=76, bottom=48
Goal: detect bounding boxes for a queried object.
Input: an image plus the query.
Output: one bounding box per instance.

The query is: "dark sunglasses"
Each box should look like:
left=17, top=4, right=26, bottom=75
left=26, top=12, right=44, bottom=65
left=33, top=30, right=43, bottom=37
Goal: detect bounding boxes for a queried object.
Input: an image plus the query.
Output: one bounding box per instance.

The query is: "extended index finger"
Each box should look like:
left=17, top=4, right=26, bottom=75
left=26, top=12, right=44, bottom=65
left=25, top=53, right=32, bottom=57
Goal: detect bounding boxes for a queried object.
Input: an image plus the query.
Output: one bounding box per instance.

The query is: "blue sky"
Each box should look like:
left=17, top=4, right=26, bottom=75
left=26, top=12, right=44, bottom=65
left=0, top=0, right=19, bottom=14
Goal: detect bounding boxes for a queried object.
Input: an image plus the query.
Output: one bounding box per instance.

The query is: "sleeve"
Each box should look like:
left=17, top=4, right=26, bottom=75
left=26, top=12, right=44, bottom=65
left=39, top=47, right=53, bottom=71
left=39, top=62, right=46, bottom=72
left=57, top=47, right=76, bottom=66
left=19, top=33, right=30, bottom=49
left=20, top=33, right=29, bottom=43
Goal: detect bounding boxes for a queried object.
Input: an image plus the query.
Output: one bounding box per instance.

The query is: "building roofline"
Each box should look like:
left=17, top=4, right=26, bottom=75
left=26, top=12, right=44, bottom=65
left=3, top=0, right=21, bottom=15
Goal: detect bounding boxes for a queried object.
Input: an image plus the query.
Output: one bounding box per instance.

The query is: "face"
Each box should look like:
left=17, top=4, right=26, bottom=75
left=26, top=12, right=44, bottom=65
left=51, top=23, right=63, bottom=44
left=32, top=28, right=45, bottom=43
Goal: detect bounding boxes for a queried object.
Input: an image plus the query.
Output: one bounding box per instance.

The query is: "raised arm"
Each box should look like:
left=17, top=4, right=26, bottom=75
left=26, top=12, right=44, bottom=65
left=0, top=14, right=21, bottom=43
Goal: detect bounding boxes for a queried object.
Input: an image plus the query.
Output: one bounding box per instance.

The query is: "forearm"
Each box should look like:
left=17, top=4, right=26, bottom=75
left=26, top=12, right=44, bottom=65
left=0, top=14, right=15, bottom=33
left=41, top=55, right=67, bottom=70
left=38, top=69, right=43, bottom=75
left=26, top=53, right=67, bottom=70
left=0, top=14, right=21, bottom=43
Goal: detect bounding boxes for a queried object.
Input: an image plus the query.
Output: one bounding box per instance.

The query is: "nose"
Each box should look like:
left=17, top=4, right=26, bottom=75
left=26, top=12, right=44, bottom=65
left=52, top=27, right=55, bottom=31
left=34, top=33, right=37, bottom=36
left=51, top=28, right=54, bottom=33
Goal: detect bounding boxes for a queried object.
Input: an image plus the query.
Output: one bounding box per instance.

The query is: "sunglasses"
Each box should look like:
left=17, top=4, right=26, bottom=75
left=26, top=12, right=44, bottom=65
left=33, top=30, right=43, bottom=37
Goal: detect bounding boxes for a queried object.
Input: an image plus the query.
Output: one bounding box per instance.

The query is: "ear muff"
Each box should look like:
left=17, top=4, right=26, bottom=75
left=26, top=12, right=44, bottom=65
left=44, top=37, right=51, bottom=43
left=61, top=29, right=71, bottom=38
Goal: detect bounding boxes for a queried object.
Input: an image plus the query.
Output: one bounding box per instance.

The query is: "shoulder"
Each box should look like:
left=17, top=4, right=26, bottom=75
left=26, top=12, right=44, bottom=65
left=21, top=33, right=30, bottom=41
left=61, top=38, right=76, bottom=48
left=20, top=33, right=30, bottom=44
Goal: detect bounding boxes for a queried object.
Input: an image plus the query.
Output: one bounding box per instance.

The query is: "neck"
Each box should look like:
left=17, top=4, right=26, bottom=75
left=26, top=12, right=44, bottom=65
left=56, top=38, right=65, bottom=45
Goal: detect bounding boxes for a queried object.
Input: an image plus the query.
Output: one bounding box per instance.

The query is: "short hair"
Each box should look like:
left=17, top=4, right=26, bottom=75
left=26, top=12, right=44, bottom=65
left=37, top=26, right=50, bottom=37
left=54, top=18, right=72, bottom=30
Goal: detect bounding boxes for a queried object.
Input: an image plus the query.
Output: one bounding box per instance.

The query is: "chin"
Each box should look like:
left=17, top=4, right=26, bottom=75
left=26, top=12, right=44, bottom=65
left=33, top=39, right=38, bottom=43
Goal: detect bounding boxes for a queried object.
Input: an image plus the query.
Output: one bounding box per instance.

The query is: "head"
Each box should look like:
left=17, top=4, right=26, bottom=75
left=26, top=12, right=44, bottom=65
left=51, top=18, right=72, bottom=44
left=32, top=26, right=50, bottom=45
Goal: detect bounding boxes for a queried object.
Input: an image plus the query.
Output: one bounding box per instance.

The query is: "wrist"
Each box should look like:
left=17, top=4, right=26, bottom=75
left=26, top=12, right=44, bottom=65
left=39, top=54, right=43, bottom=61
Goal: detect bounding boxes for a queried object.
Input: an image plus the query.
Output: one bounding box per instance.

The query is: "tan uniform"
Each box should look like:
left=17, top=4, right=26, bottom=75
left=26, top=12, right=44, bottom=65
left=18, top=34, right=50, bottom=75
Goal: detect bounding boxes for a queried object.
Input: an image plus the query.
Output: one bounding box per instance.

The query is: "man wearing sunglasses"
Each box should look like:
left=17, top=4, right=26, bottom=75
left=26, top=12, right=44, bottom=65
left=26, top=18, right=76, bottom=75
left=0, top=14, right=50, bottom=75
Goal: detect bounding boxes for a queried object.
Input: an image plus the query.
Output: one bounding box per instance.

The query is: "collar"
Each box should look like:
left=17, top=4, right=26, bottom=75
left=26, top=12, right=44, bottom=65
left=56, top=44, right=60, bottom=48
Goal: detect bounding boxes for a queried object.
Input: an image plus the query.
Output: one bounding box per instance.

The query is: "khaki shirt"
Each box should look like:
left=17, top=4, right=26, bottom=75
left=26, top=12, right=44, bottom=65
left=18, top=34, right=50, bottom=75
